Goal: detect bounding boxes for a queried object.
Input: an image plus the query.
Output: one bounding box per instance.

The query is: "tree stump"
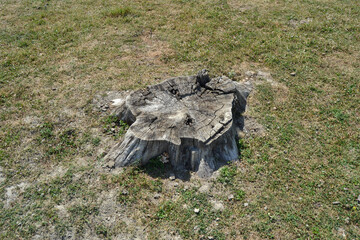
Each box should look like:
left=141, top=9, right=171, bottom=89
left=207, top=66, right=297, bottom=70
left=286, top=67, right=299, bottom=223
left=104, top=70, right=252, bottom=177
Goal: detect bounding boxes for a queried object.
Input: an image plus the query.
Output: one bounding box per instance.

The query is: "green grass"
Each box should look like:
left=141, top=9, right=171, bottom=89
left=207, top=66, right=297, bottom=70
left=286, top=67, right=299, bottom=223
left=105, top=7, right=132, bottom=18
left=101, top=115, right=129, bottom=139
left=217, top=165, right=237, bottom=185
left=0, top=0, right=359, bottom=239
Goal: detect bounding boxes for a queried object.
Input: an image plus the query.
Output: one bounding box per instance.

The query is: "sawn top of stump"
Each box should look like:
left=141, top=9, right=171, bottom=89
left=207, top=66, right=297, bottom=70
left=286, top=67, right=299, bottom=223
left=122, top=71, right=251, bottom=145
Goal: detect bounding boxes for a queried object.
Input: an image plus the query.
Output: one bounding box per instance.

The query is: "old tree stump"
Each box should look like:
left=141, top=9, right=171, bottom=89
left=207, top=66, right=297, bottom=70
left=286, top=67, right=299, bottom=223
left=104, top=70, right=252, bottom=177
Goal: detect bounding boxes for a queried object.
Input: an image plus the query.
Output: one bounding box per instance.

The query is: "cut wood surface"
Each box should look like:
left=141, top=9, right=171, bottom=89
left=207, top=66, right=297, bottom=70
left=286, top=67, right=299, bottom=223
left=105, top=70, right=252, bottom=177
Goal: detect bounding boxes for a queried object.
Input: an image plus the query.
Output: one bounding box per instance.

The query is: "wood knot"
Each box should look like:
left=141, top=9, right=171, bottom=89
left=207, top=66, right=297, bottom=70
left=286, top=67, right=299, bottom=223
left=196, top=69, right=210, bottom=87
left=184, top=115, right=194, bottom=126
left=170, top=88, right=181, bottom=99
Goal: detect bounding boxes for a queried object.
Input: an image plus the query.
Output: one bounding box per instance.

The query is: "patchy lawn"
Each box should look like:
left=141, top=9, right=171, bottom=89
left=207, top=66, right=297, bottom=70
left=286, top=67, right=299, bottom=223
left=0, top=0, right=359, bottom=239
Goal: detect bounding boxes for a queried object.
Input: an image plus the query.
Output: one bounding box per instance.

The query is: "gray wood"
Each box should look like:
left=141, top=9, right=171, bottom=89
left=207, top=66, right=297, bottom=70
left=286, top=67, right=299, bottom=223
left=104, top=70, right=252, bottom=177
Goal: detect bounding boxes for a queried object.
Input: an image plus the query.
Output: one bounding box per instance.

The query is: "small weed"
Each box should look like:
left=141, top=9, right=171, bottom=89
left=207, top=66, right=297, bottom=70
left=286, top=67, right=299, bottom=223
left=146, top=156, right=165, bottom=170
left=59, top=129, right=77, bottom=147
left=256, top=84, right=274, bottom=104
left=92, top=137, right=101, bottom=146
left=0, top=149, right=8, bottom=163
left=156, top=200, right=175, bottom=219
left=109, top=167, right=163, bottom=204
left=150, top=179, right=163, bottom=193
left=39, top=122, right=54, bottom=140
left=69, top=204, right=99, bottom=233
left=141, top=155, right=168, bottom=177
left=95, top=224, right=109, bottom=238
left=18, top=41, right=30, bottom=48
left=45, top=129, right=78, bottom=158
left=237, top=139, right=247, bottom=150
left=79, top=132, right=101, bottom=148
left=234, top=189, right=246, bottom=201
left=102, top=115, right=129, bottom=139
left=331, top=109, right=349, bottom=123
left=237, top=138, right=250, bottom=157
left=105, top=7, right=132, bottom=18
left=218, top=165, right=237, bottom=185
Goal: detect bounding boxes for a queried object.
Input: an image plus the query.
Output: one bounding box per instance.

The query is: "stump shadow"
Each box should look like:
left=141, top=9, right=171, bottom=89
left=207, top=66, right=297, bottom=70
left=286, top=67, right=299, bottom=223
left=139, top=157, right=191, bottom=181
left=235, top=115, right=245, bottom=132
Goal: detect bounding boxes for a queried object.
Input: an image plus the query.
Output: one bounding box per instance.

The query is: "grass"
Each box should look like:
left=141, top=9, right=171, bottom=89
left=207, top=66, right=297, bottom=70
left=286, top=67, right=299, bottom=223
left=0, top=0, right=359, bottom=239
left=105, top=7, right=132, bottom=18
left=101, top=115, right=129, bottom=139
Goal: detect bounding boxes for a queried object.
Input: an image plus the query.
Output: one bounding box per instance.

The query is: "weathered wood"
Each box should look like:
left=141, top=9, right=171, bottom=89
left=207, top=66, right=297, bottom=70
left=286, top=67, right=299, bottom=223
left=104, top=70, right=252, bottom=177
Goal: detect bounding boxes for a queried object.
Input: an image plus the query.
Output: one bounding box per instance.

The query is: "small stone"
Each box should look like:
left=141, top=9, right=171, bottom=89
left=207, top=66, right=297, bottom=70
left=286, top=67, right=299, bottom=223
left=245, top=71, right=255, bottom=77
left=208, top=236, right=214, bottom=240
left=211, top=200, right=224, bottom=212
left=345, top=217, right=350, bottom=224
left=332, top=201, right=341, bottom=205
left=194, top=208, right=200, bottom=214
left=357, top=195, right=360, bottom=203
left=0, top=167, right=5, bottom=184
left=290, top=72, right=296, bottom=76
left=337, top=227, right=346, bottom=238
left=228, top=194, right=234, bottom=201
left=154, top=193, right=161, bottom=199
left=173, top=182, right=179, bottom=187
left=100, top=104, right=109, bottom=112
left=264, top=206, right=268, bottom=210
left=106, top=161, right=115, bottom=169
left=244, top=202, right=249, bottom=207
left=314, top=202, right=322, bottom=208
left=199, top=184, right=210, bottom=194
left=345, top=204, right=352, bottom=210
left=122, top=190, right=129, bottom=195
left=257, top=70, right=272, bottom=81
left=169, top=173, right=176, bottom=181
left=161, top=155, right=169, bottom=163
left=215, top=217, right=220, bottom=221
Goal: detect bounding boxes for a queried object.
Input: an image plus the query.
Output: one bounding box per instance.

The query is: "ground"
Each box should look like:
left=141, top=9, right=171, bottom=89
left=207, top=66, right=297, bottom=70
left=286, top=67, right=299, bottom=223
left=0, top=0, right=359, bottom=239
